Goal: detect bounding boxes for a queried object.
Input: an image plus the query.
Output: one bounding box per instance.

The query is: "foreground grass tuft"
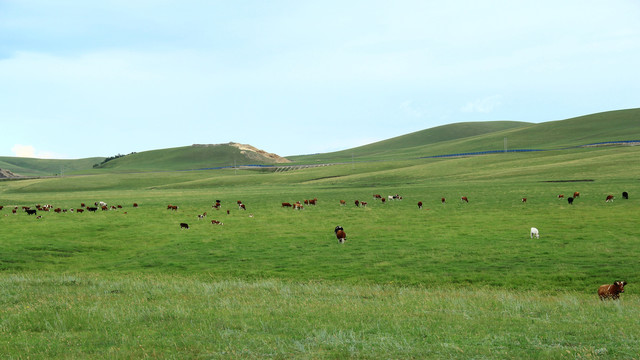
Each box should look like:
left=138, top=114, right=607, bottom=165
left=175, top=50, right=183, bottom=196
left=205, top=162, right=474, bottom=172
left=1, top=273, right=638, bottom=359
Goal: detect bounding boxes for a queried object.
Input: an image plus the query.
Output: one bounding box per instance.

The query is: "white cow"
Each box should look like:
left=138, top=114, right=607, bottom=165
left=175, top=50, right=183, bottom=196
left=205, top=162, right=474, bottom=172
left=530, top=227, right=540, bottom=239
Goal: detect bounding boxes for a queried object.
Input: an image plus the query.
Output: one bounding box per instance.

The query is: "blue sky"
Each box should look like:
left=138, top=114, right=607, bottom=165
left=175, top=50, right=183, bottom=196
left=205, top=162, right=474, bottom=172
left=2, top=1, right=639, bottom=159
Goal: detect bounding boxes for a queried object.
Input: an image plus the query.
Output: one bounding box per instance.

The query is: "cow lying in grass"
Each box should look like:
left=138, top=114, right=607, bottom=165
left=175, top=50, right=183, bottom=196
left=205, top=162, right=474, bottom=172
left=598, top=281, right=627, bottom=300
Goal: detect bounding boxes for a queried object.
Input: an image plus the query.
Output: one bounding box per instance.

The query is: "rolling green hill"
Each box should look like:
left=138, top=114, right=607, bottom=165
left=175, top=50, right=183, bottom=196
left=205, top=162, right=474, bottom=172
left=0, top=157, right=104, bottom=177
left=289, top=108, right=640, bottom=163
left=2, top=108, right=638, bottom=175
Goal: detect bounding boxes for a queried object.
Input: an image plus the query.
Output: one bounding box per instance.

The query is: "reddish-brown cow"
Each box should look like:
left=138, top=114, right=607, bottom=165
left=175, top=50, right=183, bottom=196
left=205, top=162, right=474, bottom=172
left=598, top=281, right=627, bottom=300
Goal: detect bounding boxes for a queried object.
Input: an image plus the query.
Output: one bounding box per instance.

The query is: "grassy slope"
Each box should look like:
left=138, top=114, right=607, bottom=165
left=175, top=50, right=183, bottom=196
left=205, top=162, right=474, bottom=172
left=289, top=108, right=640, bottom=163
left=0, top=157, right=104, bottom=177
left=1, top=144, right=639, bottom=358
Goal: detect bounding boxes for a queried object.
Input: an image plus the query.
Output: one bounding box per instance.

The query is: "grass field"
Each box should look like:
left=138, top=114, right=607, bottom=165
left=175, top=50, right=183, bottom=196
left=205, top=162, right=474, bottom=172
left=1, top=144, right=639, bottom=358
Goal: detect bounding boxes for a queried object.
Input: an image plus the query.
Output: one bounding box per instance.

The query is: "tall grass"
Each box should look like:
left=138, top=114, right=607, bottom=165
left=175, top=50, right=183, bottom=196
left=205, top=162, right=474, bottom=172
left=1, top=273, right=638, bottom=359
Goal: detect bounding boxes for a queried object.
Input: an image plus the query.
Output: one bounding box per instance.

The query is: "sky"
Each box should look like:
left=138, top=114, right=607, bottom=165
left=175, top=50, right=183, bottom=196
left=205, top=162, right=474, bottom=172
left=1, top=1, right=639, bottom=159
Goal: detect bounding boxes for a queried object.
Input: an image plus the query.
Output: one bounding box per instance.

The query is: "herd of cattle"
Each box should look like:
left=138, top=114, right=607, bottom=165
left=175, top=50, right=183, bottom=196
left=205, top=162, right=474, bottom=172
left=1, top=190, right=632, bottom=300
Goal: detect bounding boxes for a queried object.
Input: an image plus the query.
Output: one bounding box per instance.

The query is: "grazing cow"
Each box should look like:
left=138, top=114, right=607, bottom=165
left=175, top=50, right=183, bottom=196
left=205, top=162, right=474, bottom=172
left=198, top=212, right=207, bottom=220
left=133, top=203, right=139, bottom=208
left=567, top=197, right=574, bottom=205
left=381, top=198, right=386, bottom=203
left=117, top=205, right=123, bottom=209
left=87, top=207, right=98, bottom=212
left=461, top=196, right=469, bottom=203
left=76, top=208, right=84, bottom=213
left=360, top=201, right=368, bottom=207
left=25, top=209, right=37, bottom=215
left=622, top=191, right=629, bottom=200
left=239, top=203, right=246, bottom=210
left=180, top=223, right=190, bottom=229
left=573, top=192, right=580, bottom=198
left=335, top=225, right=347, bottom=244
left=373, top=194, right=382, bottom=199
left=309, top=199, right=317, bottom=206
left=211, top=220, right=223, bottom=225
left=605, top=195, right=614, bottom=202
left=12, top=208, right=17, bottom=214
left=0, top=205, right=3, bottom=210
left=98, top=201, right=107, bottom=207
left=441, top=197, right=446, bottom=204
left=167, top=205, right=178, bottom=211
left=557, top=194, right=564, bottom=199
left=598, top=281, right=627, bottom=300
left=418, top=201, right=423, bottom=209
left=282, top=202, right=292, bottom=208
left=36, top=216, right=42, bottom=219
left=80, top=203, right=86, bottom=208
left=354, top=200, right=360, bottom=207
left=293, top=203, right=304, bottom=210
left=54, top=208, right=62, bottom=213
left=339, top=200, right=346, bottom=206
left=521, top=198, right=527, bottom=203
left=101, top=206, right=109, bottom=211
left=530, top=227, right=539, bottom=239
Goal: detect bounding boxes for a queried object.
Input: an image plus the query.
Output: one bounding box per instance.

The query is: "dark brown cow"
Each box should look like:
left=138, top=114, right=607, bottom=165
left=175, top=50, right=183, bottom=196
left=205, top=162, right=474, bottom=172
left=557, top=194, right=564, bottom=199
left=441, top=197, right=446, bottom=204
left=335, top=226, right=346, bottom=243
left=76, top=208, right=84, bottom=213
left=461, top=196, right=469, bottom=203
left=360, top=201, right=367, bottom=207
left=605, top=195, right=614, bottom=202
left=211, top=220, right=223, bottom=225
left=282, top=202, right=292, bottom=208
left=0, top=205, right=4, bottom=210
left=133, top=203, right=139, bottom=207
left=167, top=205, right=178, bottom=211
left=308, top=198, right=317, bottom=205
left=239, top=203, right=246, bottom=210
left=180, top=222, right=189, bottom=229
left=354, top=200, right=360, bottom=207
left=598, top=281, right=627, bottom=300
left=521, top=198, right=527, bottom=203
left=418, top=201, right=423, bottom=209
left=373, top=194, right=382, bottom=199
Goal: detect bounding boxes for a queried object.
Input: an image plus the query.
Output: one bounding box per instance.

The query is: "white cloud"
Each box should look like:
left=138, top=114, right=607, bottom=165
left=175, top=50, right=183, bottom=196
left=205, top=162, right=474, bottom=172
left=461, top=95, right=503, bottom=113
left=11, top=144, right=62, bottom=159
left=400, top=100, right=425, bottom=118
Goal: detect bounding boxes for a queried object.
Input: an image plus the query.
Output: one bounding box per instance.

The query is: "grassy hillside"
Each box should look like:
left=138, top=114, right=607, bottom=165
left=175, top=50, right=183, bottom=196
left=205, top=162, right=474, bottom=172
left=290, top=108, right=640, bottom=163
left=1, top=140, right=639, bottom=358
left=0, top=156, right=104, bottom=177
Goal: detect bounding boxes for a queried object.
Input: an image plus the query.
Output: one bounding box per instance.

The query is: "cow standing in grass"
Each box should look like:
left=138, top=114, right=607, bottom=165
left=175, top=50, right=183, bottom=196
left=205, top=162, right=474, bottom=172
left=335, top=226, right=347, bottom=244
left=598, top=281, right=627, bottom=300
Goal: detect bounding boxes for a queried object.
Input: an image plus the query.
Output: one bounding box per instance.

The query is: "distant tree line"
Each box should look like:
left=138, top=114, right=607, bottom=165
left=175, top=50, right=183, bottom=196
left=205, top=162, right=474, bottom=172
left=93, top=152, right=137, bottom=168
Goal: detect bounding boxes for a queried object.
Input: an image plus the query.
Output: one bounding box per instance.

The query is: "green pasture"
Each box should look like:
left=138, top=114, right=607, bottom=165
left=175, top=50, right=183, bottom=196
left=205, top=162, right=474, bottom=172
left=1, top=146, right=639, bottom=358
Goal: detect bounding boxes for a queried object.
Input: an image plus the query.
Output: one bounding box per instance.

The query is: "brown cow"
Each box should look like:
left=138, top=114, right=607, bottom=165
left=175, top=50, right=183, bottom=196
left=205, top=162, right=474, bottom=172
left=354, top=200, right=360, bottom=207
left=282, top=202, right=292, bottom=208
left=418, top=201, right=423, bottom=209
left=211, top=220, right=223, bottom=225
left=461, top=196, right=469, bottom=203
left=557, top=194, right=564, bottom=199
left=76, top=208, right=84, bottom=213
left=573, top=192, right=580, bottom=198
left=335, top=226, right=346, bottom=243
left=605, top=195, right=614, bottom=202
left=598, top=281, right=627, bottom=300
left=521, top=198, right=527, bottom=203
left=133, top=203, right=139, bottom=208
left=441, top=197, right=446, bottom=204
left=339, top=200, right=346, bottom=206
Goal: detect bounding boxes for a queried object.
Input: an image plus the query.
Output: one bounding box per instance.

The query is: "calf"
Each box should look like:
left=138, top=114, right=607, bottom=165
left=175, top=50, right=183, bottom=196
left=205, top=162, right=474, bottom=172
left=521, top=198, right=527, bottom=203
left=598, top=281, right=627, bottom=300
left=605, top=195, right=614, bottom=202
left=335, top=226, right=346, bottom=244
left=530, top=227, right=539, bottom=239
left=180, top=222, right=190, bottom=229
